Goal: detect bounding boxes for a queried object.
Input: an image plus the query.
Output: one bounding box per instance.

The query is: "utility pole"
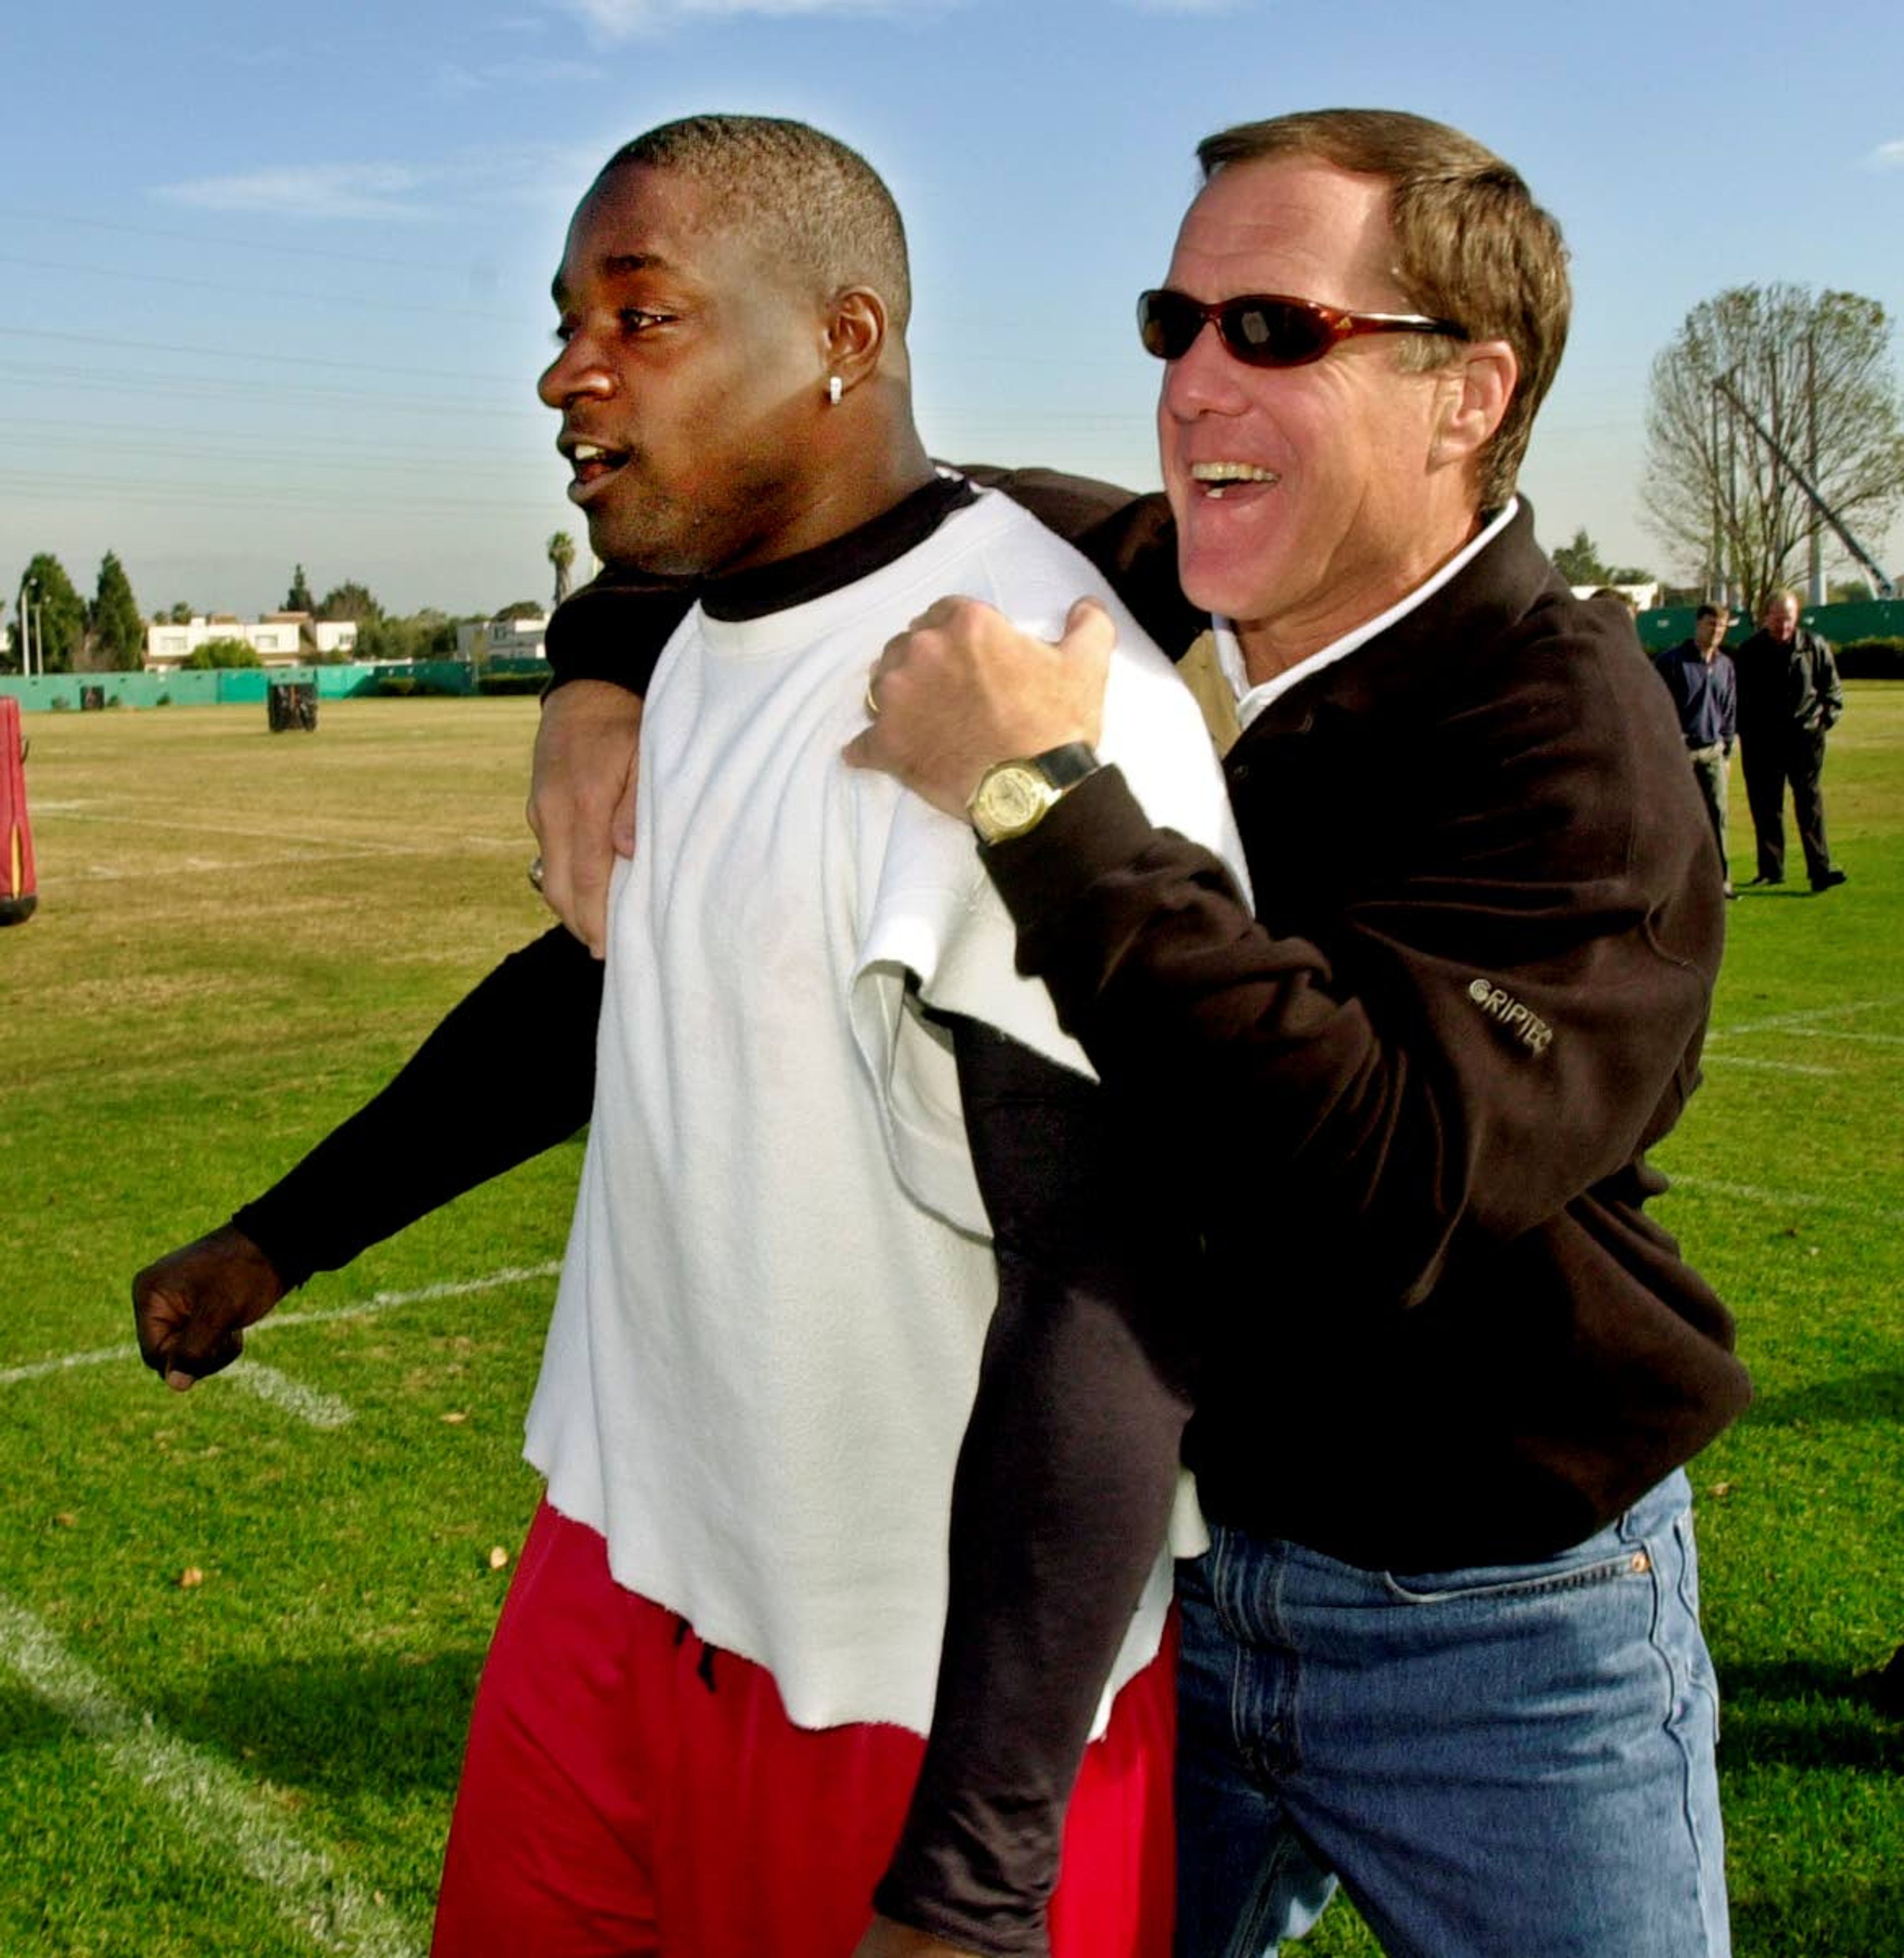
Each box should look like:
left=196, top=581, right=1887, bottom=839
left=19, top=579, right=38, bottom=680
left=1806, top=331, right=1824, bottom=603
left=1724, top=385, right=1741, bottom=609
left=1708, top=383, right=1724, bottom=601
left=1767, top=352, right=1784, bottom=606
left=1714, top=368, right=1896, bottom=599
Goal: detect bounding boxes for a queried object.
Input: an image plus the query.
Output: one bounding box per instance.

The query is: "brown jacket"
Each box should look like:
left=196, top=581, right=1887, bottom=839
left=987, top=503, right=1751, bottom=1569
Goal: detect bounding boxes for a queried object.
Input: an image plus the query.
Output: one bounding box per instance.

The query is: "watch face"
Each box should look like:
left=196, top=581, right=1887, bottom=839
left=979, top=764, right=1047, bottom=835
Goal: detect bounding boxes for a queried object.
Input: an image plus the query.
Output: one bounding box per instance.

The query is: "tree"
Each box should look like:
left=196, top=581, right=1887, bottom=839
left=1550, top=528, right=1654, bottom=589
left=1827, top=577, right=1873, bottom=604
left=316, top=581, right=382, bottom=624
left=1643, top=283, right=1904, bottom=611
left=356, top=608, right=455, bottom=664
left=494, top=598, right=544, bottom=622
left=182, top=638, right=261, bottom=669
left=13, top=554, right=87, bottom=673
left=548, top=531, right=576, bottom=609
left=1551, top=528, right=1609, bottom=586
left=90, top=551, right=146, bottom=672
left=167, top=600, right=194, bottom=624
left=284, top=564, right=315, bottom=613
left=411, top=609, right=460, bottom=658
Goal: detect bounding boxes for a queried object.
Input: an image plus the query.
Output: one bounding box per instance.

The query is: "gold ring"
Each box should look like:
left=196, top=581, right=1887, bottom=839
left=863, top=675, right=882, bottom=719
left=527, top=855, right=545, bottom=892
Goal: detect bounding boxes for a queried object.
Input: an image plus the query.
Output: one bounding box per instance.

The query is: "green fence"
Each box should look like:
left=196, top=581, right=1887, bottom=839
left=1636, top=597, right=1904, bottom=653
left=0, top=661, right=495, bottom=713
left=11, top=607, right=1894, bottom=710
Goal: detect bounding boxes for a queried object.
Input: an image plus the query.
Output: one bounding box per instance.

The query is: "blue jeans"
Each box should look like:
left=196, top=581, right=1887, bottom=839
left=1175, top=1472, right=1729, bottom=1957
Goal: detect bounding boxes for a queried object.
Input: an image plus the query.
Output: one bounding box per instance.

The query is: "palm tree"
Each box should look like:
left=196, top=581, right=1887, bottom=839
left=548, top=532, right=577, bottom=610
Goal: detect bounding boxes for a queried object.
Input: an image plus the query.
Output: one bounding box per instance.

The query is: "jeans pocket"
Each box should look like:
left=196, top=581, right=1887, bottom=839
left=1380, top=1544, right=1651, bottom=1607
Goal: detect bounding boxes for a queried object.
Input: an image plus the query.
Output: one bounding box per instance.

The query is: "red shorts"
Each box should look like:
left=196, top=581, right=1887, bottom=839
left=432, top=1499, right=1175, bottom=1958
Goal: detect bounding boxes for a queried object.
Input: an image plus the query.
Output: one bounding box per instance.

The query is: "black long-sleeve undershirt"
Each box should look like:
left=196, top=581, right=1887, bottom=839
left=877, top=1017, right=1195, bottom=1952
left=232, top=927, right=602, bottom=1287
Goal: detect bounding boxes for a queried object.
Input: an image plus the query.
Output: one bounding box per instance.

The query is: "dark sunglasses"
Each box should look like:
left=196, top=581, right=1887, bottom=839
left=1137, top=288, right=1469, bottom=369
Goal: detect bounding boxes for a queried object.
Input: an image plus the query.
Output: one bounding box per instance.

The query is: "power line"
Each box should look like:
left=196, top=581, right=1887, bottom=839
left=0, top=363, right=545, bottom=420
left=0, top=418, right=548, bottom=466
left=0, top=202, right=480, bottom=275
left=0, top=254, right=529, bottom=326
left=0, top=469, right=560, bottom=517
left=0, top=323, right=519, bottom=384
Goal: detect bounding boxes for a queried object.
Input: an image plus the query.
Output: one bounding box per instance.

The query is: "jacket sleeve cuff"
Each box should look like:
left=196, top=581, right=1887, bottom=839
left=872, top=1844, right=1049, bottom=1958
left=980, top=765, right=1162, bottom=940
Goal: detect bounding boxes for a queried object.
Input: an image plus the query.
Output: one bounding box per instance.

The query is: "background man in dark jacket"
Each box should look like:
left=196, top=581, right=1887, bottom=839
left=1654, top=601, right=1739, bottom=896
left=1734, top=588, right=1846, bottom=891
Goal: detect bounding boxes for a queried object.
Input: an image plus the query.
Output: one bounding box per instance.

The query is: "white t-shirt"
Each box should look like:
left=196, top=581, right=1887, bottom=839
left=524, top=486, right=1248, bottom=1734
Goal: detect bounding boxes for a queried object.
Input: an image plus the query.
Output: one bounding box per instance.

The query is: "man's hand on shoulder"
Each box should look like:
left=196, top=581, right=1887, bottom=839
left=845, top=594, right=1113, bottom=819
left=849, top=1915, right=985, bottom=1958
left=528, top=680, right=644, bottom=957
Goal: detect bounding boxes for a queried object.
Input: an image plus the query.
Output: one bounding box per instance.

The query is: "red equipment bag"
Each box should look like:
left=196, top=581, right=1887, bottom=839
left=1, top=695, right=37, bottom=924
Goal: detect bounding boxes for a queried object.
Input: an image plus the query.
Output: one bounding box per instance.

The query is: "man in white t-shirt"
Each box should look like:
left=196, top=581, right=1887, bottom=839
left=134, top=114, right=1241, bottom=1958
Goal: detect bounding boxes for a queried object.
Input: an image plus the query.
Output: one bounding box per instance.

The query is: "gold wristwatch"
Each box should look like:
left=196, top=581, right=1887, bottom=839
left=966, top=742, right=1101, bottom=845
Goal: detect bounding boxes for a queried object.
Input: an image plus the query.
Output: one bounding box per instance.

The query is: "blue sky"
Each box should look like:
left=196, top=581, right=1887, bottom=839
left=4, top=0, right=1901, bottom=619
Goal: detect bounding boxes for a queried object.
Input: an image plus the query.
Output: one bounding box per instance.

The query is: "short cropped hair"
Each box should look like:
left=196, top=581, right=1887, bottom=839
left=1695, top=602, right=1729, bottom=623
left=603, top=115, right=911, bottom=335
left=1196, top=109, right=1571, bottom=510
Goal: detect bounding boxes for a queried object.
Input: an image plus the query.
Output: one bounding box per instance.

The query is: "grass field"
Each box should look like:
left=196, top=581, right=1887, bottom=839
left=2, top=693, right=1899, bottom=1956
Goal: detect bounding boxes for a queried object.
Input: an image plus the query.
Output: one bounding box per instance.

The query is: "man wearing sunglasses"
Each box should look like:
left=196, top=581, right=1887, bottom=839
left=843, top=110, right=1746, bottom=1957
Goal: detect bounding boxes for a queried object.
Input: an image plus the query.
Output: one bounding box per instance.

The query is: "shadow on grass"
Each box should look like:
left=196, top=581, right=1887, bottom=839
left=1742, top=1369, right=1904, bottom=1427
left=148, top=1649, right=489, bottom=1800
left=1731, top=1880, right=1904, bottom=1956
left=1718, top=1659, right=1903, bottom=1773
left=0, top=1687, right=71, bottom=1757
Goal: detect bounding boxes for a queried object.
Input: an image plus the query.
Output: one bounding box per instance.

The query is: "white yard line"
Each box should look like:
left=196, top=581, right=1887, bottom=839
left=0, top=1594, right=426, bottom=1957
left=1708, top=998, right=1902, bottom=1041
left=269, top=1262, right=562, bottom=1332
left=1778, top=1027, right=1904, bottom=1049
left=229, top=1362, right=356, bottom=1429
left=66, top=853, right=406, bottom=883
left=1666, top=1175, right=1904, bottom=1227
left=47, top=811, right=528, bottom=858
left=0, top=1263, right=561, bottom=1406
left=1700, top=1055, right=1838, bottom=1077
left=0, top=1346, right=130, bottom=1389
left=41, top=809, right=425, bottom=855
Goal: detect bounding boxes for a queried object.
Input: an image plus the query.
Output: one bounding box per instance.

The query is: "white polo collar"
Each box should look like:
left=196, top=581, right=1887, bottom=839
left=1212, top=498, right=1519, bottom=729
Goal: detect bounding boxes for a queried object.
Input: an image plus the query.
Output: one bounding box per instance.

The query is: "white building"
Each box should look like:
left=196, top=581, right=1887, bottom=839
left=144, top=613, right=358, bottom=672
left=455, top=614, right=549, bottom=663
left=1569, top=581, right=1663, bottom=614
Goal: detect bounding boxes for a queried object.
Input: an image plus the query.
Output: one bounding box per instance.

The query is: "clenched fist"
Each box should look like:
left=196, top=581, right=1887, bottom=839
left=132, top=1225, right=287, bottom=1392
